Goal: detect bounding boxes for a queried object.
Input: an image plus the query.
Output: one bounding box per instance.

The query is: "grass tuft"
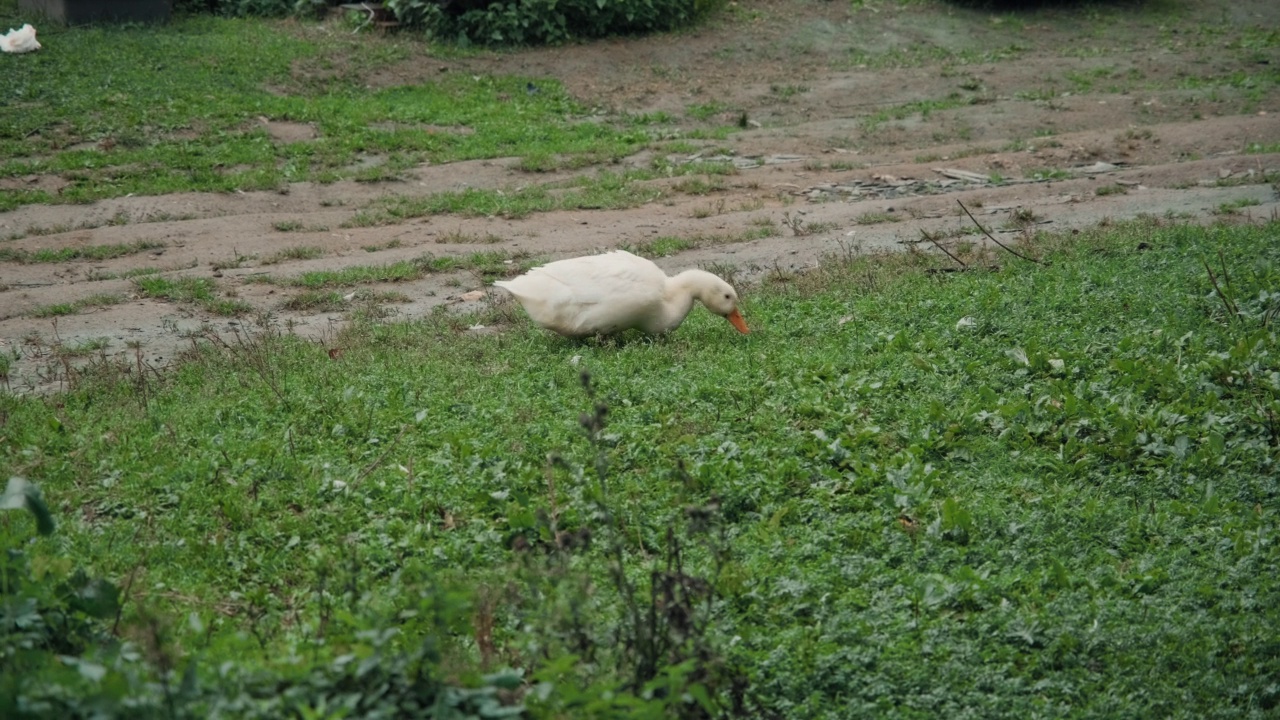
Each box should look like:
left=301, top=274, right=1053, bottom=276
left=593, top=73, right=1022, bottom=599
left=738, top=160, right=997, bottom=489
left=133, top=275, right=251, bottom=316
left=260, top=246, right=326, bottom=265
left=29, top=294, right=126, bottom=318
left=0, top=241, right=166, bottom=264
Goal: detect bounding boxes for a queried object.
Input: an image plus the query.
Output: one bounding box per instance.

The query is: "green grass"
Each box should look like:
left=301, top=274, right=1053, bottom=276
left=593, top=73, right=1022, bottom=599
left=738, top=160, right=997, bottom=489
left=257, top=259, right=436, bottom=287
left=0, top=15, right=656, bottom=213
left=768, top=83, right=809, bottom=98
left=280, top=288, right=411, bottom=312
left=361, top=239, right=403, bottom=252
left=1213, top=197, right=1262, bottom=215
left=254, top=250, right=533, bottom=288
left=278, top=289, right=347, bottom=312
left=345, top=169, right=672, bottom=225
left=55, top=337, right=112, bottom=357
left=861, top=94, right=978, bottom=131
left=4, top=219, right=1278, bottom=714
left=260, top=245, right=325, bottom=265
left=854, top=211, right=901, bottom=225
left=436, top=228, right=506, bottom=244
left=1030, top=167, right=1071, bottom=181
left=844, top=43, right=1027, bottom=71
left=671, top=176, right=726, bottom=195
left=0, top=240, right=165, bottom=264
left=1174, top=68, right=1280, bottom=103
left=623, top=235, right=697, bottom=257
left=133, top=275, right=251, bottom=316
left=620, top=226, right=777, bottom=258
left=341, top=162, right=737, bottom=227
left=84, top=265, right=174, bottom=282
left=29, top=293, right=126, bottom=318
left=685, top=102, right=730, bottom=121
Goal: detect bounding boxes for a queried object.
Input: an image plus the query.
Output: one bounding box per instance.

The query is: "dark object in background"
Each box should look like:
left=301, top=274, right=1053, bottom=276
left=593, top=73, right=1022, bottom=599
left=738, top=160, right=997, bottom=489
left=18, top=0, right=173, bottom=24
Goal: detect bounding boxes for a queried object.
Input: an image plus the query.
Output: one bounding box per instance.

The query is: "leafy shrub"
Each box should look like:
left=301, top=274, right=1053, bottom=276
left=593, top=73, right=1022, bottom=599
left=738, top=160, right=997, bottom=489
left=506, top=373, right=752, bottom=717
left=0, top=476, right=522, bottom=718
left=173, top=0, right=298, bottom=18
left=178, top=0, right=722, bottom=39
left=2, top=485, right=526, bottom=718
left=387, top=0, right=722, bottom=45
left=0, top=385, right=749, bottom=718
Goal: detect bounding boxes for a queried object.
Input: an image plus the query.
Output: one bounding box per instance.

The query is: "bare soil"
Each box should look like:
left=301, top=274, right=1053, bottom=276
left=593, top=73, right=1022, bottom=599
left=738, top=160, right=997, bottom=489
left=2, top=0, right=1278, bottom=392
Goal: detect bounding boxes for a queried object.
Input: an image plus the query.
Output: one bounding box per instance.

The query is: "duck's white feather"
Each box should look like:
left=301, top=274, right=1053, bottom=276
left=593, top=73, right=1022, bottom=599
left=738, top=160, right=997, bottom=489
left=494, top=250, right=744, bottom=337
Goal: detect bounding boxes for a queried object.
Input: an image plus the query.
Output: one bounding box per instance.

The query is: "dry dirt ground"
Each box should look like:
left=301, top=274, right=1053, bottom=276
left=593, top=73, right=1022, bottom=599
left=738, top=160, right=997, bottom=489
left=2, top=0, right=1278, bottom=392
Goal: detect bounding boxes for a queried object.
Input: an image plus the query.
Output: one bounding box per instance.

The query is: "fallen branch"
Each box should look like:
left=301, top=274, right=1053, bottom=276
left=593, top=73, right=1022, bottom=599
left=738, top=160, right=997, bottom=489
left=935, top=168, right=990, bottom=183
left=957, top=199, right=1047, bottom=266
left=1202, top=254, right=1239, bottom=323
left=925, top=265, right=1000, bottom=275
left=921, top=229, right=967, bottom=268
left=353, top=423, right=411, bottom=487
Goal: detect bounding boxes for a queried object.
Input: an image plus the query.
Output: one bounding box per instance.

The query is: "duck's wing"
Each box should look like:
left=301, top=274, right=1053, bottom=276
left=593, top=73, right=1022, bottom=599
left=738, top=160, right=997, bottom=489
left=496, top=253, right=667, bottom=336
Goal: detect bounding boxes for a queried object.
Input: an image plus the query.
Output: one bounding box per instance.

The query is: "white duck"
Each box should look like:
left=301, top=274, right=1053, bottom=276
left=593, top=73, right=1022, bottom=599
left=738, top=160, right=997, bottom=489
left=494, top=250, right=749, bottom=338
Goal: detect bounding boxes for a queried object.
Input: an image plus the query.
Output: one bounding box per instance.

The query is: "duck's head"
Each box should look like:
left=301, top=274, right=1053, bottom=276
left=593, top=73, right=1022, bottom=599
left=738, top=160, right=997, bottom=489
left=691, top=271, right=750, bottom=334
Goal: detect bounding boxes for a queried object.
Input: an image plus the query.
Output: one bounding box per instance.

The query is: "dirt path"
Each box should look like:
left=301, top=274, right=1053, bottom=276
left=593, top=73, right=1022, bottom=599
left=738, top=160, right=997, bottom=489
left=2, top=0, right=1278, bottom=393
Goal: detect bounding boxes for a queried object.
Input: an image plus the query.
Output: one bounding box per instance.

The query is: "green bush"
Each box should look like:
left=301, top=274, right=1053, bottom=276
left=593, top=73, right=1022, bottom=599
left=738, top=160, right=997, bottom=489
left=1, top=481, right=529, bottom=718
left=387, top=0, right=722, bottom=45
left=0, top=395, right=745, bottom=718
left=173, top=0, right=297, bottom=18
left=177, top=0, right=721, bottom=41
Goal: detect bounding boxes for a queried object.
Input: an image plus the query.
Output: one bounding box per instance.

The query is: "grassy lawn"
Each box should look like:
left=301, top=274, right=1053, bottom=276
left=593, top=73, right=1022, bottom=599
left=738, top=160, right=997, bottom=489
left=3, top=0, right=1280, bottom=715
left=0, top=5, right=659, bottom=214
left=3, top=219, right=1278, bottom=716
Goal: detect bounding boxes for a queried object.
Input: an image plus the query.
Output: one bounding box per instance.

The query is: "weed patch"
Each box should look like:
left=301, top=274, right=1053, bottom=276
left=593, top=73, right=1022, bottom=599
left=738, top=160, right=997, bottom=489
left=621, top=226, right=776, bottom=258
left=1213, top=197, right=1262, bottom=215
left=0, top=241, right=165, bottom=264
left=854, top=210, right=901, bottom=225
left=133, top=275, right=250, bottom=316
left=0, top=17, right=661, bottom=213
left=29, top=294, right=125, bottom=318
left=260, top=245, right=325, bottom=265
left=255, top=250, right=533, bottom=288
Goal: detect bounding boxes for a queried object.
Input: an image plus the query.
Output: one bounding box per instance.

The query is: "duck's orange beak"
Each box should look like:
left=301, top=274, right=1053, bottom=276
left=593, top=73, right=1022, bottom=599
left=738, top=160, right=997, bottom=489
left=726, top=308, right=750, bottom=334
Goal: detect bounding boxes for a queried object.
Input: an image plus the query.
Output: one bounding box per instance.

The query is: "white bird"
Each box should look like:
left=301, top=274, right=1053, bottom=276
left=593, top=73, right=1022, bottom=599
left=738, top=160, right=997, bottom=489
left=494, top=250, right=750, bottom=338
left=0, top=24, right=40, bottom=54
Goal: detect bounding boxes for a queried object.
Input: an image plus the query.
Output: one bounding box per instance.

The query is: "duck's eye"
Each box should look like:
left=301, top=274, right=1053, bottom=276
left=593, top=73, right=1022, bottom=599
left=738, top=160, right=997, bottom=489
left=724, top=293, right=731, bottom=300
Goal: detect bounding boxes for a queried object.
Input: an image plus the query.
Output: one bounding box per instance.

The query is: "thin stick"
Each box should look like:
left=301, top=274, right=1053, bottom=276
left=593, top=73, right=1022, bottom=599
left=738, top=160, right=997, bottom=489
left=922, top=229, right=967, bottom=268
left=353, top=423, right=410, bottom=486
left=957, top=200, right=1047, bottom=266
left=1218, top=248, right=1237, bottom=310
left=1202, top=257, right=1239, bottom=322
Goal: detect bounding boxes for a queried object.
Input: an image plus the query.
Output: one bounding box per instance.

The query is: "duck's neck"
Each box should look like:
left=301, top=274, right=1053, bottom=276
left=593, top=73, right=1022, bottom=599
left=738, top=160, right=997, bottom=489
left=658, top=270, right=712, bottom=331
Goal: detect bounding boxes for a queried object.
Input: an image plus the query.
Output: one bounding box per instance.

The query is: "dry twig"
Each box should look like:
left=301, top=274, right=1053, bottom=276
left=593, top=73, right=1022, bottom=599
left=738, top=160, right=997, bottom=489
left=957, top=199, right=1047, bottom=266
